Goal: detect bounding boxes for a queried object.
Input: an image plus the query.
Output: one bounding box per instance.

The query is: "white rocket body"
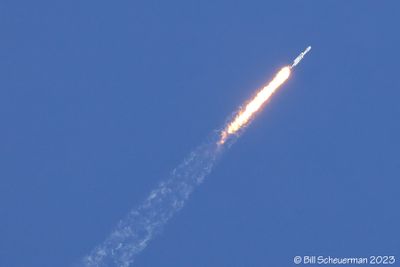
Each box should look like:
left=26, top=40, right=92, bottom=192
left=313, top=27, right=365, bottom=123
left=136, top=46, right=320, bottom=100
left=291, top=46, right=311, bottom=68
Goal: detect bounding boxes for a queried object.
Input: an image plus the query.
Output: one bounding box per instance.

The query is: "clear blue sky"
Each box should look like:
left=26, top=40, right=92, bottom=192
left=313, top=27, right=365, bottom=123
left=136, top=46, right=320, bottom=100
left=1, top=1, right=399, bottom=266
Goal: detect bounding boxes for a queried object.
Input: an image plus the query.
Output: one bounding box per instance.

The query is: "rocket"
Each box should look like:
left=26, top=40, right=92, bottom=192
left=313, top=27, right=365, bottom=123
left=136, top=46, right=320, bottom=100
left=291, top=46, right=311, bottom=68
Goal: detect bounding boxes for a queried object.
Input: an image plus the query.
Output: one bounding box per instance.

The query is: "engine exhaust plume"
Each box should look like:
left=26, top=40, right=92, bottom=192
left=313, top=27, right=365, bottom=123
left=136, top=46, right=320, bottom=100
left=79, top=46, right=311, bottom=267
left=219, top=46, right=311, bottom=145
left=219, top=66, right=291, bottom=144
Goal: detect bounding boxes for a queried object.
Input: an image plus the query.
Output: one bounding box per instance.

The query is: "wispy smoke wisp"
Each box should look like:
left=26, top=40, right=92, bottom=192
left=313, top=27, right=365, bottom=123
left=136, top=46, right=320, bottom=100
left=82, top=134, right=233, bottom=267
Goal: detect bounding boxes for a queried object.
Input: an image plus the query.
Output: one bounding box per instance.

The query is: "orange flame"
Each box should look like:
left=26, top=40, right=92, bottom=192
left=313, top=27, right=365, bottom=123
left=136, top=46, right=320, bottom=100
left=219, top=66, right=291, bottom=145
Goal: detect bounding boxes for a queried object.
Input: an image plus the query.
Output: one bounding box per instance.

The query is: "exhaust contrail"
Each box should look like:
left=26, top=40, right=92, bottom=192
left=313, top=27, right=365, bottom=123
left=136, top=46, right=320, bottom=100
left=80, top=46, right=311, bottom=267
left=81, top=135, right=229, bottom=267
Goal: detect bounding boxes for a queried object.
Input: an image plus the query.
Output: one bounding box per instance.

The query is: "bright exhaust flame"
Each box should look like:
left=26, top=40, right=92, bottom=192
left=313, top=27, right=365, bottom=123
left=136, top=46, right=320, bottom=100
left=219, top=66, right=291, bottom=144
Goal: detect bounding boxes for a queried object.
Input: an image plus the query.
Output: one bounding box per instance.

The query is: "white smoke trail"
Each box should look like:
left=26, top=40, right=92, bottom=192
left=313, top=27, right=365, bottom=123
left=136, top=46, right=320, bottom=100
left=80, top=59, right=301, bottom=266
left=81, top=133, right=236, bottom=267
